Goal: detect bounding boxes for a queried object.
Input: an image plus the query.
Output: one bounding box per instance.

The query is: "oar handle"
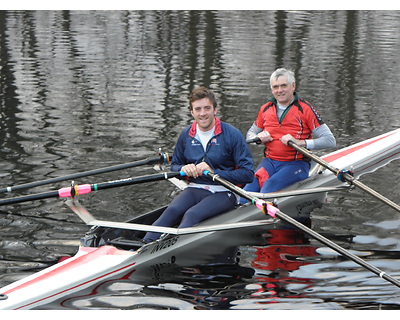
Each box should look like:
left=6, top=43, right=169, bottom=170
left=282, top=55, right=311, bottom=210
left=246, top=137, right=261, bottom=144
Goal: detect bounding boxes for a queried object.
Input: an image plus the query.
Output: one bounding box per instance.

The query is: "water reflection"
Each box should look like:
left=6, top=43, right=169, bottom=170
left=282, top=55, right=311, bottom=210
left=0, top=10, right=400, bottom=309
left=36, top=224, right=320, bottom=310
left=35, top=222, right=400, bottom=310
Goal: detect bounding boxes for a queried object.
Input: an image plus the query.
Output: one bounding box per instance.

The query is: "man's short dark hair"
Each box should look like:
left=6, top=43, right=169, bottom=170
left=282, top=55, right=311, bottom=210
left=189, top=86, right=217, bottom=110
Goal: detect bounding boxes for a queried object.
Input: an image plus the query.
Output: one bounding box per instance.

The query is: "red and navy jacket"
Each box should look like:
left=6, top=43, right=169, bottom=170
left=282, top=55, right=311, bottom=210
left=171, top=117, right=254, bottom=186
left=255, top=92, right=324, bottom=161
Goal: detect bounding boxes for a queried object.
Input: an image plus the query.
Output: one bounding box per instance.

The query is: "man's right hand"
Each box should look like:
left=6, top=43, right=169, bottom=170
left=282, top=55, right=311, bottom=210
left=258, top=131, right=273, bottom=143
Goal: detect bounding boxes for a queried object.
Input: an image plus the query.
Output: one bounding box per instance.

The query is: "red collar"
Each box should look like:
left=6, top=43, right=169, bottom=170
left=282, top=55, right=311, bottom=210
left=189, top=117, right=222, bottom=138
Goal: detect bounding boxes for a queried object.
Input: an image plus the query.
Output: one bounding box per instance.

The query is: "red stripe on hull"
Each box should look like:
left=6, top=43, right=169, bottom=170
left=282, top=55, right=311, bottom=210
left=2, top=246, right=136, bottom=310
left=322, top=131, right=397, bottom=163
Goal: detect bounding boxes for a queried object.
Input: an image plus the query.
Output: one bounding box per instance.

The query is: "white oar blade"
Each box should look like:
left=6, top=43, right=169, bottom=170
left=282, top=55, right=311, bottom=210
left=65, top=199, right=96, bottom=224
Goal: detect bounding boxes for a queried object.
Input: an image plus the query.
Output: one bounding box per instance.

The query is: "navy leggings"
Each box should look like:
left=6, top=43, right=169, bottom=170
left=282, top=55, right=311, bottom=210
left=240, top=158, right=310, bottom=204
left=143, top=187, right=237, bottom=242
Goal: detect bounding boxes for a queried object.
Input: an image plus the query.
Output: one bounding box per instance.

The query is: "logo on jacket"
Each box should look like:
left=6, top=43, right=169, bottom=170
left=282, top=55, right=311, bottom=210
left=191, top=139, right=201, bottom=146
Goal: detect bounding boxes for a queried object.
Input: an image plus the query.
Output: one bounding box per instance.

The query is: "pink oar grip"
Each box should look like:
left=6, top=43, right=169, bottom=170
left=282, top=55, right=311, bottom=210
left=266, top=203, right=279, bottom=217
left=255, top=199, right=278, bottom=218
left=58, top=184, right=92, bottom=198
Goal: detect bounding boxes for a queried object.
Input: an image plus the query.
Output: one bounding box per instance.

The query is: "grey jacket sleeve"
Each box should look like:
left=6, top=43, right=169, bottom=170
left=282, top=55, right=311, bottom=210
left=246, top=123, right=263, bottom=140
left=306, top=124, right=336, bottom=149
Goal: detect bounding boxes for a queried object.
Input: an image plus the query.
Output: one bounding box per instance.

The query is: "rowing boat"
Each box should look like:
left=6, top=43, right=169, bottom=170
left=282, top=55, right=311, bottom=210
left=0, top=128, right=399, bottom=309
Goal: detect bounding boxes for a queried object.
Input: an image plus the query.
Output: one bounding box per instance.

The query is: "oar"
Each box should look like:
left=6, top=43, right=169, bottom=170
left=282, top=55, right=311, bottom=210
left=246, top=137, right=262, bottom=144
left=0, top=172, right=182, bottom=206
left=0, top=153, right=171, bottom=194
left=203, top=170, right=400, bottom=289
left=287, top=141, right=400, bottom=213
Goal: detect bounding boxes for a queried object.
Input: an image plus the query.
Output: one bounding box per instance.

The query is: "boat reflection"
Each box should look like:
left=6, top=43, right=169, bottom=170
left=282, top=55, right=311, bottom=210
left=249, top=227, right=317, bottom=303
left=37, top=218, right=325, bottom=310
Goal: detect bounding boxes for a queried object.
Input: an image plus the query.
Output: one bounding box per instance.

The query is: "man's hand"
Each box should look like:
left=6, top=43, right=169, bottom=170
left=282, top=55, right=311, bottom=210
left=280, top=134, right=306, bottom=147
left=182, top=163, right=200, bottom=178
left=257, top=131, right=273, bottom=143
left=182, top=162, right=213, bottom=178
left=195, top=162, right=213, bottom=176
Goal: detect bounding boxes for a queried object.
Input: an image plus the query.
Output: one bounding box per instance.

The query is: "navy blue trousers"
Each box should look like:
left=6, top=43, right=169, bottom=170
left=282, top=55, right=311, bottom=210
left=143, top=187, right=237, bottom=243
left=240, top=158, right=310, bottom=204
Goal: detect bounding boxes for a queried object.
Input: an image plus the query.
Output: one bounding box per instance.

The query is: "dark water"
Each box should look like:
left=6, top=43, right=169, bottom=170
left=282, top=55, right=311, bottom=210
left=0, top=10, right=400, bottom=310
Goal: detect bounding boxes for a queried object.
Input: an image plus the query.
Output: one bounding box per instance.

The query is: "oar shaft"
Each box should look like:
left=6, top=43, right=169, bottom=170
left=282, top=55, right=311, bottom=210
left=0, top=191, right=60, bottom=206
left=92, top=172, right=182, bottom=191
left=0, top=172, right=182, bottom=206
left=0, top=154, right=170, bottom=194
left=351, top=179, right=400, bottom=212
left=203, top=170, right=400, bottom=289
left=288, top=141, right=337, bottom=172
left=274, top=207, right=400, bottom=288
left=288, top=141, right=400, bottom=213
left=246, top=137, right=261, bottom=144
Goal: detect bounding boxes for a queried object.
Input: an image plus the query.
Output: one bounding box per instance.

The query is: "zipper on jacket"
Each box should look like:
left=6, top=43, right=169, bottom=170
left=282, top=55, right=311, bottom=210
left=278, top=105, right=293, bottom=124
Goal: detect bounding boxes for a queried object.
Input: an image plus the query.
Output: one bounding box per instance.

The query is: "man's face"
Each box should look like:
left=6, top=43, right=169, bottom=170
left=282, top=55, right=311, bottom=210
left=271, top=75, right=296, bottom=106
left=190, top=97, right=217, bottom=132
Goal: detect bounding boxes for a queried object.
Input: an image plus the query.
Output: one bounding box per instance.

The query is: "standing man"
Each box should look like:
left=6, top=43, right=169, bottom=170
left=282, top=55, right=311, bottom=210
left=242, top=68, right=336, bottom=197
left=143, top=86, right=254, bottom=243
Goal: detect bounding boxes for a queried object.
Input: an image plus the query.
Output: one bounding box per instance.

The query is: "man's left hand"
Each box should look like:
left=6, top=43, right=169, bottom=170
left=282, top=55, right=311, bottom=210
left=196, top=162, right=213, bottom=176
left=280, top=134, right=306, bottom=147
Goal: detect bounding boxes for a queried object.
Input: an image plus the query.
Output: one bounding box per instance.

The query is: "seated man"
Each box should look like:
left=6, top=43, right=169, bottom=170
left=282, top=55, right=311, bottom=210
left=143, top=86, right=254, bottom=243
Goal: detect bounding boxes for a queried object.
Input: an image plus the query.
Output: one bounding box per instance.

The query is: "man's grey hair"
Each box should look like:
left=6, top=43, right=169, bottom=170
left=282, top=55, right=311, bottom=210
left=270, top=68, right=296, bottom=87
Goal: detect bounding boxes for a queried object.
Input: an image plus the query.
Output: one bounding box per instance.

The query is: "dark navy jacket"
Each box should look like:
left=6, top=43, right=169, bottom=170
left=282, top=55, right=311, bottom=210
left=171, top=118, right=254, bottom=186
